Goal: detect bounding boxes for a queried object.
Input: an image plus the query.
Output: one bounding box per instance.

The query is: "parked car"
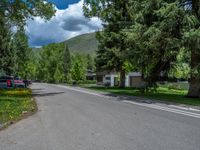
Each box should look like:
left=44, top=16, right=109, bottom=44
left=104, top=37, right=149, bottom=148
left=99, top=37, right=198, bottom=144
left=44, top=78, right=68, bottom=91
left=14, top=77, right=25, bottom=88
left=23, top=79, right=32, bottom=87
left=0, top=76, right=14, bottom=89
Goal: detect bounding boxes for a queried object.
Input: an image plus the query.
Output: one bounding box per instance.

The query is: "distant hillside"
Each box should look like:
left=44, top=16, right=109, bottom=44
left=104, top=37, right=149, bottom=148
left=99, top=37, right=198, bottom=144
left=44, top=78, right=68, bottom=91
left=64, top=32, right=98, bottom=55
left=32, top=32, right=98, bottom=55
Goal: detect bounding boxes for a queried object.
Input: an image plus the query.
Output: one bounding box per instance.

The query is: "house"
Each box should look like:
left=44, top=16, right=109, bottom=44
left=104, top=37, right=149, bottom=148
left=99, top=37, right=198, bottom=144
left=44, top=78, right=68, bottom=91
left=96, top=71, right=116, bottom=85
left=97, top=71, right=145, bottom=88
left=126, top=72, right=146, bottom=88
left=103, top=73, right=119, bottom=87
left=86, top=70, right=96, bottom=81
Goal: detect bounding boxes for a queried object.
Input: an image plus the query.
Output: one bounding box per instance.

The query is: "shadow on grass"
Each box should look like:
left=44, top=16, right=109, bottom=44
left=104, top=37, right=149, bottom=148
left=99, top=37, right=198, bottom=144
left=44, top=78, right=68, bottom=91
left=86, top=86, right=200, bottom=106
left=0, top=88, right=65, bottom=98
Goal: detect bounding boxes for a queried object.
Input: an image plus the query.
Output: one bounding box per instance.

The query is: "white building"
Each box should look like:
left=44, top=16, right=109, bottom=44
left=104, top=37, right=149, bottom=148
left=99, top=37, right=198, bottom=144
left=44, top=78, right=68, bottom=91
left=103, top=74, right=118, bottom=87
left=101, top=72, right=145, bottom=88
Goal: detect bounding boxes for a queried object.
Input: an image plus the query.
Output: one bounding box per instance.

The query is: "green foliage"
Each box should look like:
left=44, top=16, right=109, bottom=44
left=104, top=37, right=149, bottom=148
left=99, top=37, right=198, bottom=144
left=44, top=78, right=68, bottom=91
left=169, top=48, right=190, bottom=79
left=36, top=43, right=66, bottom=83
left=77, top=80, right=96, bottom=85
left=12, top=30, right=33, bottom=79
left=167, top=83, right=182, bottom=90
left=0, top=21, right=33, bottom=77
left=86, top=54, right=95, bottom=71
left=84, top=0, right=200, bottom=97
left=124, top=1, right=185, bottom=88
left=62, top=44, right=72, bottom=82
left=71, top=54, right=87, bottom=81
left=0, top=0, right=55, bottom=79
left=0, top=18, right=14, bottom=75
left=0, top=0, right=55, bottom=26
left=84, top=0, right=132, bottom=88
left=54, top=65, right=64, bottom=83
left=33, top=43, right=95, bottom=83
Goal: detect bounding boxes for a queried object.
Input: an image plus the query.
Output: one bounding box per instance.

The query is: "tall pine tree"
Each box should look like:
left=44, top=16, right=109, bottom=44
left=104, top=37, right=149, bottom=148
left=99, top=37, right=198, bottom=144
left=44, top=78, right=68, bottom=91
left=125, top=0, right=185, bottom=89
left=84, top=0, right=131, bottom=88
left=62, top=43, right=72, bottom=82
left=184, top=0, right=200, bottom=97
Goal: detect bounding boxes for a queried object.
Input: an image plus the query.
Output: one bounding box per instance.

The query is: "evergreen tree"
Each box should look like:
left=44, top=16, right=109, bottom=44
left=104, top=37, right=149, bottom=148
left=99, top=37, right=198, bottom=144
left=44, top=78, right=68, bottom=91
left=54, top=64, right=64, bottom=83
left=125, top=0, right=200, bottom=97
left=71, top=54, right=87, bottom=81
left=184, top=0, right=200, bottom=97
left=0, top=0, right=55, bottom=26
left=84, top=0, right=131, bottom=88
left=86, top=54, right=95, bottom=71
left=125, top=0, right=184, bottom=89
left=0, top=18, right=14, bottom=75
left=62, top=43, right=71, bottom=82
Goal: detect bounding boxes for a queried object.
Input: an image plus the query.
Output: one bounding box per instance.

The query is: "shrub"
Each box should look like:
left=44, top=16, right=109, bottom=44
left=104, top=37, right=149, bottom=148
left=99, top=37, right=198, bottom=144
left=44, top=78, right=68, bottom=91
left=168, top=84, right=181, bottom=90
left=77, top=80, right=96, bottom=85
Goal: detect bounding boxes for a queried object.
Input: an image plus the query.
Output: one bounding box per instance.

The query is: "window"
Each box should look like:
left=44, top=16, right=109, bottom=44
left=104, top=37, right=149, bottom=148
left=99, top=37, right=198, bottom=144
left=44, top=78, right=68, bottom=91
left=105, top=77, right=111, bottom=80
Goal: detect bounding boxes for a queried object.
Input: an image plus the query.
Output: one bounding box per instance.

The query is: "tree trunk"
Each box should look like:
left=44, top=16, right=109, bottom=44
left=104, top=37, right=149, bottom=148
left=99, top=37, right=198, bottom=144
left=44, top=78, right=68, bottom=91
left=187, top=50, right=200, bottom=98
left=187, top=0, right=200, bottom=98
left=188, top=77, right=200, bottom=98
left=119, top=67, right=126, bottom=88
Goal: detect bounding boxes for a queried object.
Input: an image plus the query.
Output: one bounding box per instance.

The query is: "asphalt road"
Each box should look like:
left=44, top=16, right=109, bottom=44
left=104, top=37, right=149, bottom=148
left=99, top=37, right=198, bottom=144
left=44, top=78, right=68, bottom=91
left=0, top=83, right=200, bottom=150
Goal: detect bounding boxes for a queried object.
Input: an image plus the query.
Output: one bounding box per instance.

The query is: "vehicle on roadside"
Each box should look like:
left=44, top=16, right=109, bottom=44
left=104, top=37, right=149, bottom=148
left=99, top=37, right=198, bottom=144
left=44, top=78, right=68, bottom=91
left=14, top=77, right=26, bottom=88
left=23, top=79, right=32, bottom=87
left=0, top=76, right=14, bottom=89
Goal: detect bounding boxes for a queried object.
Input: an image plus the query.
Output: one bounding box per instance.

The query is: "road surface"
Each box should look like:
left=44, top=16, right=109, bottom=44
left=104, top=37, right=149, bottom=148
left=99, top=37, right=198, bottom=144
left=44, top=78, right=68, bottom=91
left=0, top=83, right=200, bottom=150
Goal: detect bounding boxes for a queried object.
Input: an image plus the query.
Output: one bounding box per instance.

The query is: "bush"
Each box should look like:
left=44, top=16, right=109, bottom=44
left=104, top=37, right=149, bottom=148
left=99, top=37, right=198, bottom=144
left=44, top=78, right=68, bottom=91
left=168, top=84, right=181, bottom=90
left=77, top=80, right=96, bottom=85
left=67, top=80, right=96, bottom=85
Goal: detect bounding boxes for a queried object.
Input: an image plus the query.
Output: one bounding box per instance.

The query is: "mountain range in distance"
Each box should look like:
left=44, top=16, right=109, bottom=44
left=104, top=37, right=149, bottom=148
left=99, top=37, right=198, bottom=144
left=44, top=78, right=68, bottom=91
left=33, top=32, right=98, bottom=55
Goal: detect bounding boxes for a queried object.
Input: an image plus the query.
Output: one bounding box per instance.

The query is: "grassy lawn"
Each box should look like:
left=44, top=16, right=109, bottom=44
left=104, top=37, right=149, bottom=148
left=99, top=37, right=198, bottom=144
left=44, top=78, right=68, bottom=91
left=0, top=89, right=36, bottom=128
left=83, top=86, right=200, bottom=107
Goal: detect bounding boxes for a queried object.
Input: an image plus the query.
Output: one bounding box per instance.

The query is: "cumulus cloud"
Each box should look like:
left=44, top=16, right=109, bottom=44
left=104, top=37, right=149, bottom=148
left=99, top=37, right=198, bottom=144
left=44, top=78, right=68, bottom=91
left=26, top=0, right=102, bottom=47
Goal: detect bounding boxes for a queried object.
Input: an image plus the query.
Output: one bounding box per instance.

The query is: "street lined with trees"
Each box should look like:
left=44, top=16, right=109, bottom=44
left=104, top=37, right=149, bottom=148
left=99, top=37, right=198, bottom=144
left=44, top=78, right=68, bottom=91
left=0, top=1, right=200, bottom=149
left=84, top=0, right=200, bottom=98
left=0, top=0, right=55, bottom=78
left=34, top=42, right=95, bottom=83
left=0, top=0, right=200, bottom=99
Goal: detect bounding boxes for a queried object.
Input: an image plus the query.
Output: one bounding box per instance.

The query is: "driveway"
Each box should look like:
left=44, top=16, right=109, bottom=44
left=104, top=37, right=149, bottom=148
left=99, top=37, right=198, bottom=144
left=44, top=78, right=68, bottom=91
left=0, top=83, right=200, bottom=150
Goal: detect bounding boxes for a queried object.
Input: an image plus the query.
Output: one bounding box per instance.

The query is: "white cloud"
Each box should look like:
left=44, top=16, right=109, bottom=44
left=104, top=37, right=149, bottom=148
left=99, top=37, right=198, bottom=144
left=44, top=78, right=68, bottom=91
left=26, top=0, right=102, bottom=47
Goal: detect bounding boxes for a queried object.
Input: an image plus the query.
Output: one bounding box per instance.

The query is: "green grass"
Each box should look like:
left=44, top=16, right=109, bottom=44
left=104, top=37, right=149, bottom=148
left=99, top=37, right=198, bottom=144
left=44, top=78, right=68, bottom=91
left=0, top=89, right=36, bottom=127
left=158, top=82, right=189, bottom=90
left=83, top=86, right=200, bottom=106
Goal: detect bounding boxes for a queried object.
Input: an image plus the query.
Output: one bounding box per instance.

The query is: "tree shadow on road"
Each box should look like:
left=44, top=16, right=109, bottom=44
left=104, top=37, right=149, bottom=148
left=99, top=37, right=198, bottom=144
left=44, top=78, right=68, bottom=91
left=102, top=93, right=157, bottom=104
left=32, top=89, right=65, bottom=97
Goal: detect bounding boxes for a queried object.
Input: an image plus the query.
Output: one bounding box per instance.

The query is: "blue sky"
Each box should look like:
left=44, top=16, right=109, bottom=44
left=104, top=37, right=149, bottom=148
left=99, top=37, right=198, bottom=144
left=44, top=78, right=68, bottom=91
left=27, top=0, right=102, bottom=47
left=47, top=0, right=79, bottom=9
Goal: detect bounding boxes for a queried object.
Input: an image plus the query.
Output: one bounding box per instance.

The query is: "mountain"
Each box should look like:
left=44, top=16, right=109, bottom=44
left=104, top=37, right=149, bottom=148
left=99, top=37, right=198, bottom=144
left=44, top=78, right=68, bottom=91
left=64, top=32, right=98, bottom=55
left=32, top=32, right=98, bottom=55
